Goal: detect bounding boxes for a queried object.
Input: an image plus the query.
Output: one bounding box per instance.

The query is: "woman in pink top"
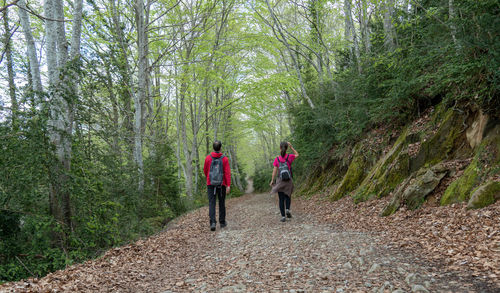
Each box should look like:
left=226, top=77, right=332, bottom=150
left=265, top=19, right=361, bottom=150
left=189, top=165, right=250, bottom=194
left=270, top=141, right=299, bottom=222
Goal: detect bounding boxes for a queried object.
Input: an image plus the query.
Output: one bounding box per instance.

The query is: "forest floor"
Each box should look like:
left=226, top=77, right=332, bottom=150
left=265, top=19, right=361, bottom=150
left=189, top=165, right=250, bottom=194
left=1, top=193, right=499, bottom=293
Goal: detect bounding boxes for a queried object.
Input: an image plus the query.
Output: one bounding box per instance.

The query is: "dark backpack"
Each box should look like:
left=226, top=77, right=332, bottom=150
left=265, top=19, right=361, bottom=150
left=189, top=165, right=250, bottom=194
left=278, top=154, right=291, bottom=181
left=209, top=155, right=224, bottom=186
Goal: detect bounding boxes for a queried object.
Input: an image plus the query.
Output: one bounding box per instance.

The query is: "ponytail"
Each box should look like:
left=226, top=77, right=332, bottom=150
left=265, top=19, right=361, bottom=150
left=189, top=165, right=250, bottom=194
left=280, top=141, right=288, bottom=158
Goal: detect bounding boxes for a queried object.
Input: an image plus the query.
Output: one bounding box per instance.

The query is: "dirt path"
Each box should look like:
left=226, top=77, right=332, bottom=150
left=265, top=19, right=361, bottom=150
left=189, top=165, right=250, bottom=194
left=1, top=193, right=497, bottom=292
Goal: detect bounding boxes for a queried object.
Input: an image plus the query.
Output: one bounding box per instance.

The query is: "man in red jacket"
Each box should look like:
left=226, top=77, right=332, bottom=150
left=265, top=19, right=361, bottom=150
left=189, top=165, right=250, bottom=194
left=203, top=140, right=231, bottom=231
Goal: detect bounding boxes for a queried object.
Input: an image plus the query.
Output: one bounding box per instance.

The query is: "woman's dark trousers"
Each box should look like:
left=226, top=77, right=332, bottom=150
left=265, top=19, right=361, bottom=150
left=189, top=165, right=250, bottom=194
left=278, top=192, right=291, bottom=217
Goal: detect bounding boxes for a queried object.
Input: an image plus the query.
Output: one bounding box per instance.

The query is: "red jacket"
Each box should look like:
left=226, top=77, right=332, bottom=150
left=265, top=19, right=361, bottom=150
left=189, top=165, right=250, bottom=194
left=203, top=152, right=231, bottom=187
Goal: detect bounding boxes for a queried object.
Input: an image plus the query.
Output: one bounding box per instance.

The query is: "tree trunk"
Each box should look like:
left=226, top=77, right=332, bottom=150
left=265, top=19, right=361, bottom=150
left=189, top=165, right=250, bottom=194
left=109, top=0, right=134, bottom=162
left=383, top=0, right=395, bottom=51
left=344, top=0, right=360, bottom=72
left=134, top=0, right=148, bottom=193
left=17, top=0, right=42, bottom=94
left=448, top=0, right=459, bottom=49
left=2, top=8, right=17, bottom=129
left=180, top=85, right=194, bottom=199
left=44, top=0, right=83, bottom=236
left=360, top=0, right=371, bottom=55
left=228, top=143, right=243, bottom=192
left=174, top=81, right=185, bottom=186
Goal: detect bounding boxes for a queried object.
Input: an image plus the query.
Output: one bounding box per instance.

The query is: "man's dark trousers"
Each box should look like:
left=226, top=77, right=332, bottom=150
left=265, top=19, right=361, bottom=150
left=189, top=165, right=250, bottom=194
left=208, top=185, right=226, bottom=225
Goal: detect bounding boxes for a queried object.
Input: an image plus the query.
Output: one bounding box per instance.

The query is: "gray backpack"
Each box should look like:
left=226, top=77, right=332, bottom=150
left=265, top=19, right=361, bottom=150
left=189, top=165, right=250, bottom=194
left=278, top=154, right=291, bottom=181
left=209, top=155, right=224, bottom=186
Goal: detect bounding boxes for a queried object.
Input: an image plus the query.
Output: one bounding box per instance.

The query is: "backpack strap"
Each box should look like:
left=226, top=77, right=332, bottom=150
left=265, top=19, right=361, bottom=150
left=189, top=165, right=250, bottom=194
left=278, top=155, right=288, bottom=163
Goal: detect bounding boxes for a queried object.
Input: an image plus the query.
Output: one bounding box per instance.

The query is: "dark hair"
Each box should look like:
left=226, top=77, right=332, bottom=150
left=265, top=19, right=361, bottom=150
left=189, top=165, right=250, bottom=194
left=213, top=140, right=222, bottom=152
left=280, top=141, right=288, bottom=157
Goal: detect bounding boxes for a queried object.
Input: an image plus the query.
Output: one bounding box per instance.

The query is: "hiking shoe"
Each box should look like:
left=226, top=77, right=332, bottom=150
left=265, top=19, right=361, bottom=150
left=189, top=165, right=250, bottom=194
left=286, top=209, right=292, bottom=218
left=280, top=217, right=286, bottom=222
left=220, top=222, right=227, bottom=228
left=210, top=223, right=216, bottom=231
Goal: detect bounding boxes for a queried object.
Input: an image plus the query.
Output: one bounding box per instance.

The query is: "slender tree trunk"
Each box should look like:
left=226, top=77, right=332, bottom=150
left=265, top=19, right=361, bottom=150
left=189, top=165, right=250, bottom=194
left=228, top=144, right=243, bottom=191
left=180, top=86, right=194, bottom=199
left=383, top=0, right=395, bottom=51
left=3, top=8, right=17, bottom=129
left=105, top=65, right=122, bottom=162
left=344, top=0, right=360, bottom=72
left=189, top=96, right=200, bottom=196
left=360, top=0, right=371, bottom=54
left=18, top=0, right=42, bottom=94
left=174, top=83, right=185, bottom=185
left=109, top=0, right=134, bottom=160
left=134, top=0, right=148, bottom=193
left=448, top=0, right=459, bottom=50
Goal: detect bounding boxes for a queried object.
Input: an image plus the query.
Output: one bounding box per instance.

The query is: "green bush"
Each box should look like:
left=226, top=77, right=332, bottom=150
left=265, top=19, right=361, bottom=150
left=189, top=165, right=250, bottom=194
left=253, top=163, right=273, bottom=193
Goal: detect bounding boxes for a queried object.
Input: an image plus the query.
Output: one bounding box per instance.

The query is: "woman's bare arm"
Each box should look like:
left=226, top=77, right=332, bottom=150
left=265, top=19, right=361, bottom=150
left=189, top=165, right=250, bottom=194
left=270, top=166, right=278, bottom=186
left=288, top=142, right=299, bottom=158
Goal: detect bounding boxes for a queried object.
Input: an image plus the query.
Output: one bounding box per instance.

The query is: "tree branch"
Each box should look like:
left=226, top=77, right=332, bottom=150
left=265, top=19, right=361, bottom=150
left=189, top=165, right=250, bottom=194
left=18, top=0, right=69, bottom=22
left=0, top=0, right=19, bottom=14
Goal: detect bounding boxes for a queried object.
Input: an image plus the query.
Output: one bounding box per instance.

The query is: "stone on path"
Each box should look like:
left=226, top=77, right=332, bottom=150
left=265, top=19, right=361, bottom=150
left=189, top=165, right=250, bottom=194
left=367, top=263, right=380, bottom=274
left=411, top=284, right=429, bottom=292
left=343, top=262, right=352, bottom=270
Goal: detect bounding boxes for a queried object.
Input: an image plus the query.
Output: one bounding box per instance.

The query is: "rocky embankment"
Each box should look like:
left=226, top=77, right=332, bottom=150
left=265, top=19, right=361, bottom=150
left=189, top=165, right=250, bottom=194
left=298, top=105, right=500, bottom=213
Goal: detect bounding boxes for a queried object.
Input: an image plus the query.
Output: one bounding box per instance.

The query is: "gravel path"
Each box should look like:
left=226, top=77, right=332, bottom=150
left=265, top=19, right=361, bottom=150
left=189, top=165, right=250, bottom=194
left=156, top=193, right=493, bottom=293
left=1, top=193, right=497, bottom=292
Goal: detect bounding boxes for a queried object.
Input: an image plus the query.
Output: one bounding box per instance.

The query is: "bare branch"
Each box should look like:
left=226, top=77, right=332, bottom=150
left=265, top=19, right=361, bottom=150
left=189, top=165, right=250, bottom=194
left=0, top=24, right=18, bottom=64
left=0, top=0, right=19, bottom=14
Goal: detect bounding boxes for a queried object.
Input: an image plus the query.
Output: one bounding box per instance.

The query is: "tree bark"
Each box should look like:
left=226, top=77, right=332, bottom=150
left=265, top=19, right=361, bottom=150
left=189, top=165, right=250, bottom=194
left=383, top=0, right=395, bottom=51
left=134, top=0, right=148, bottom=193
left=360, top=0, right=371, bottom=55
left=180, top=81, right=194, bottom=199
left=109, top=0, right=134, bottom=160
left=44, top=0, right=83, bottom=236
left=448, top=0, right=459, bottom=49
left=344, top=0, right=360, bottom=72
left=18, top=0, right=42, bottom=94
left=2, top=8, right=17, bottom=129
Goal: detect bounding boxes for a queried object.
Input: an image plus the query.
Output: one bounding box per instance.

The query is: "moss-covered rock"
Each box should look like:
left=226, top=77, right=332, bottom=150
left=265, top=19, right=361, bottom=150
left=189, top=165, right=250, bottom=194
left=440, top=160, right=479, bottom=205
left=353, top=128, right=410, bottom=203
left=467, top=181, right=500, bottom=209
left=382, top=162, right=449, bottom=216
left=441, top=125, right=500, bottom=205
left=410, top=109, right=469, bottom=173
left=331, top=144, right=368, bottom=200
left=440, top=124, right=500, bottom=205
left=297, top=152, right=346, bottom=197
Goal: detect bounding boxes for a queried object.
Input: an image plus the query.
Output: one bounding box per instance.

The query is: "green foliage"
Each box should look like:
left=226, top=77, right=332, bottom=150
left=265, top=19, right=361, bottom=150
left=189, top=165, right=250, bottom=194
left=253, top=163, right=274, bottom=193
left=229, top=185, right=245, bottom=198
left=0, top=103, right=182, bottom=282
left=290, top=0, right=500, bottom=184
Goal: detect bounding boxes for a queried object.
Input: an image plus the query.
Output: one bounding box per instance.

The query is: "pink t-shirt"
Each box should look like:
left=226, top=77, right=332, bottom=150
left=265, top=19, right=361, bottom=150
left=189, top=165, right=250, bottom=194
left=273, top=154, right=296, bottom=170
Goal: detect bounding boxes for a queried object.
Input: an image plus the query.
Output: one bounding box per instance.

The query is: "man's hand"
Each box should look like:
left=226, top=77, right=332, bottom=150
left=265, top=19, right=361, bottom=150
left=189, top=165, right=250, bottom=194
left=226, top=186, right=230, bottom=194
left=269, top=180, right=273, bottom=187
